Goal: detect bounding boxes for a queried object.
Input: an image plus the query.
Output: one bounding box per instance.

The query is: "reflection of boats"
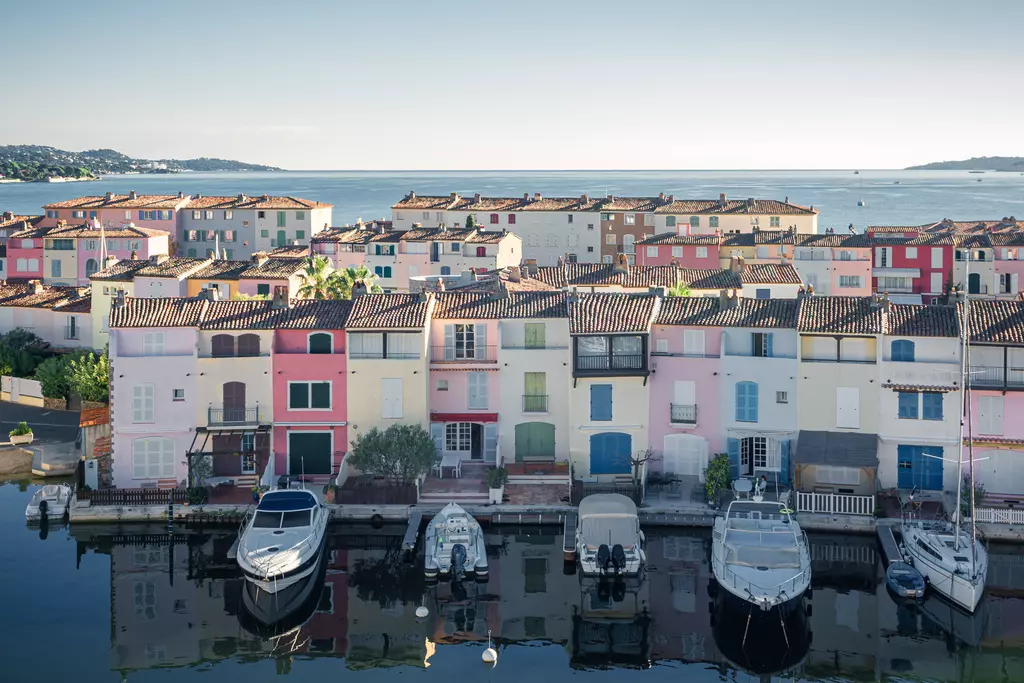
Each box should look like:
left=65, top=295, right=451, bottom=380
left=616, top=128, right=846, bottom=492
left=711, top=587, right=809, bottom=676
left=854, top=170, right=860, bottom=174
left=25, top=483, right=72, bottom=521
left=237, top=489, right=328, bottom=624
left=712, top=500, right=810, bottom=613
left=571, top=573, right=650, bottom=668
left=238, top=552, right=328, bottom=641
left=858, top=199, right=866, bottom=206
left=969, top=171, right=985, bottom=174
left=918, top=594, right=988, bottom=648
left=576, top=494, right=645, bottom=576
left=423, top=503, right=488, bottom=580
left=886, top=561, right=925, bottom=600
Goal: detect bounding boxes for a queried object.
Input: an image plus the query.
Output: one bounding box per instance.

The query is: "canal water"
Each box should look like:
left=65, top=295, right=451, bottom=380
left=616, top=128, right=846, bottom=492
left=4, top=480, right=1024, bottom=682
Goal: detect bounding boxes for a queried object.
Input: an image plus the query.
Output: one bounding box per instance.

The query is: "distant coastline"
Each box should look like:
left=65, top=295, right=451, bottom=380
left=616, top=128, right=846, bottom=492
left=906, top=156, right=1024, bottom=172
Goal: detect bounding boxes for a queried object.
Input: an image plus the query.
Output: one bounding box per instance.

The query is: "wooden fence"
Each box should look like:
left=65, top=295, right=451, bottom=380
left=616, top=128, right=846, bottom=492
left=975, top=507, right=1024, bottom=525
left=79, top=488, right=188, bottom=506
left=796, top=491, right=875, bottom=516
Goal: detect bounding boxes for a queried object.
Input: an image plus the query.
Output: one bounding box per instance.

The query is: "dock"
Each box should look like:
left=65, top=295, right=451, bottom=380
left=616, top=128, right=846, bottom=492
left=402, top=510, right=423, bottom=553
left=877, top=525, right=904, bottom=566
left=563, top=512, right=577, bottom=562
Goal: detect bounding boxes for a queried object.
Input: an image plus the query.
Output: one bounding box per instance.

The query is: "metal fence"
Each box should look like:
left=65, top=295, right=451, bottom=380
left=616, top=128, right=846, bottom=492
left=80, top=488, right=188, bottom=506
left=796, top=491, right=874, bottom=516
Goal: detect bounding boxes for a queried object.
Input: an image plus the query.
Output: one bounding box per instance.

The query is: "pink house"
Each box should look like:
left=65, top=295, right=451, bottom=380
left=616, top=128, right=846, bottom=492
left=47, top=221, right=170, bottom=284
left=40, top=191, right=189, bottom=233
left=636, top=233, right=721, bottom=268
left=271, top=300, right=353, bottom=479
left=991, top=233, right=1024, bottom=298
left=6, top=223, right=48, bottom=280
left=649, top=297, right=723, bottom=477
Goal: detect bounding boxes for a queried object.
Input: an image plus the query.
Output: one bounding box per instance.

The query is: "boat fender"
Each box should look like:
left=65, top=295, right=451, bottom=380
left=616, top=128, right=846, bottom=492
left=596, top=544, right=611, bottom=572
left=805, top=587, right=812, bottom=600
left=611, top=544, right=626, bottom=573
left=38, top=499, right=49, bottom=519
left=806, top=603, right=813, bottom=618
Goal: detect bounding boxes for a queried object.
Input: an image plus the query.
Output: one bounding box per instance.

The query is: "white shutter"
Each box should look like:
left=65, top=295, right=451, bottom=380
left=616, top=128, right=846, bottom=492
left=932, top=247, right=943, bottom=268
left=875, top=247, right=883, bottom=266
left=444, top=324, right=455, bottom=360
left=132, top=384, right=154, bottom=423
left=1013, top=274, right=1020, bottom=293
left=930, top=272, right=943, bottom=294
left=683, top=330, right=705, bottom=356
left=484, top=423, right=498, bottom=462
left=474, top=324, right=488, bottom=359
left=980, top=396, right=1003, bottom=435
left=160, top=439, right=175, bottom=478
left=381, top=378, right=403, bottom=418
left=468, top=372, right=488, bottom=409
left=349, top=333, right=364, bottom=357
left=430, top=423, right=444, bottom=453
left=655, top=338, right=669, bottom=353
left=994, top=272, right=1001, bottom=294
left=673, top=380, right=696, bottom=405
left=836, top=387, right=860, bottom=428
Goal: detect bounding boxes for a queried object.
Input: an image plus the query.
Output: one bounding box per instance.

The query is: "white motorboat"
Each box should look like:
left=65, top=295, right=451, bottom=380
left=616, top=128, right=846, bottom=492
left=423, top=502, right=488, bottom=580
left=25, top=483, right=73, bottom=521
left=712, top=500, right=811, bottom=613
left=237, top=489, right=328, bottom=624
left=576, top=494, right=645, bottom=576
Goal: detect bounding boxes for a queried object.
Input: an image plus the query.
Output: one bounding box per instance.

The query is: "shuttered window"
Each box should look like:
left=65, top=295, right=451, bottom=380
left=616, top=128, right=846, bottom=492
left=590, top=384, right=612, bottom=421
left=132, top=438, right=175, bottom=479
left=468, top=372, right=489, bottom=409
left=735, top=382, right=758, bottom=422
left=381, top=378, right=403, bottom=418
left=132, top=384, right=155, bottom=423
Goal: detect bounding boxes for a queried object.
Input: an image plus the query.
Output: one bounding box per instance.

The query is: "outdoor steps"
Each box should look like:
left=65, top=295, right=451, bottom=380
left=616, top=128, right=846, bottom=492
left=419, top=491, right=490, bottom=504
left=507, top=474, right=570, bottom=486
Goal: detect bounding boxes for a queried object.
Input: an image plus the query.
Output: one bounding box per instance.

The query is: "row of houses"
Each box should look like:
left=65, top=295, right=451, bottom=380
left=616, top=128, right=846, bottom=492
left=102, top=285, right=1024, bottom=509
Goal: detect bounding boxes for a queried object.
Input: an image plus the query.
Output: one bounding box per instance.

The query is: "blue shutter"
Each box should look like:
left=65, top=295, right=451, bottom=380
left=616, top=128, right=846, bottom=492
left=780, top=440, right=790, bottom=485
left=590, top=385, right=613, bottom=421
left=897, top=445, right=914, bottom=489
left=727, top=438, right=740, bottom=479
left=923, top=393, right=943, bottom=421
left=765, top=333, right=774, bottom=358
left=138, top=210, right=145, bottom=221
left=892, top=340, right=915, bottom=362
left=922, top=447, right=944, bottom=490
left=898, top=392, right=919, bottom=419
left=735, top=384, right=745, bottom=421
left=589, top=432, right=631, bottom=475
left=750, top=383, right=758, bottom=422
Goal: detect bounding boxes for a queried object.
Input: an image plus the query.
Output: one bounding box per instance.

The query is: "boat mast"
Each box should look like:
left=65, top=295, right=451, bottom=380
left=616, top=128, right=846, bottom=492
left=953, top=254, right=970, bottom=552
left=966, top=296, right=978, bottom=560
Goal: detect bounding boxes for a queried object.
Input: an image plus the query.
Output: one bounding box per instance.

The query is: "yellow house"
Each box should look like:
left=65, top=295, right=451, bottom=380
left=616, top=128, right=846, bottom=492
left=88, top=259, right=148, bottom=350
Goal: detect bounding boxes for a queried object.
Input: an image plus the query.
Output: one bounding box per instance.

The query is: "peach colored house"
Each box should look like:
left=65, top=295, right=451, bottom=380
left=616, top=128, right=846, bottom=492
left=42, top=220, right=170, bottom=286
left=5, top=222, right=48, bottom=280
left=185, top=257, right=305, bottom=300
left=41, top=190, right=190, bottom=232
left=635, top=233, right=722, bottom=268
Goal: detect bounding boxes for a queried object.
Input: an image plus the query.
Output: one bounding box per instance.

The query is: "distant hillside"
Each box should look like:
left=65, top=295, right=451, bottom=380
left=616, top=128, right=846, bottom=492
left=906, top=156, right=1024, bottom=171
left=0, top=145, right=282, bottom=181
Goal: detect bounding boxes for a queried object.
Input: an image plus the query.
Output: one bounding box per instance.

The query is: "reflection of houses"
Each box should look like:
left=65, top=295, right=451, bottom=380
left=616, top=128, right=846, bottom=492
left=498, top=528, right=575, bottom=643
left=644, top=533, right=712, bottom=661
left=568, top=293, right=659, bottom=478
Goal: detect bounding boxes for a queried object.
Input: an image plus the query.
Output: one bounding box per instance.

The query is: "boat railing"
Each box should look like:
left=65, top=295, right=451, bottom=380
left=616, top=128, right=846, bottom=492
left=245, top=508, right=327, bottom=580
left=712, top=554, right=807, bottom=600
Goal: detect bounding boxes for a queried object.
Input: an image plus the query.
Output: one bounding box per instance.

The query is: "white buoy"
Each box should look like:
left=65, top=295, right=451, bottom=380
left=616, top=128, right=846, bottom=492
left=416, top=606, right=429, bottom=619
left=482, top=630, right=498, bottom=665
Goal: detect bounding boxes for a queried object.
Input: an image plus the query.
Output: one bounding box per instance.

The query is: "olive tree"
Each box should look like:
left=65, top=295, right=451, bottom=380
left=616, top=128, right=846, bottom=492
left=347, top=424, right=437, bottom=485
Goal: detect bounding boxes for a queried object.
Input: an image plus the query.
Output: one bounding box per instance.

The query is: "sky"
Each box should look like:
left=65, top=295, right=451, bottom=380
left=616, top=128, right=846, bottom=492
left=2, top=0, right=1023, bottom=170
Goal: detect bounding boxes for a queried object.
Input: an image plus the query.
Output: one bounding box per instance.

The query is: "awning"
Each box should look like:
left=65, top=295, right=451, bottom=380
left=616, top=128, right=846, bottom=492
left=795, top=430, right=878, bottom=467
left=430, top=412, right=498, bottom=423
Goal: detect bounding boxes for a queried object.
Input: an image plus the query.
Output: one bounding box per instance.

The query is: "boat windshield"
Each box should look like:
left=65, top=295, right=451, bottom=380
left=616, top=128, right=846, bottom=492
left=252, top=509, right=312, bottom=529
left=580, top=516, right=638, bottom=548
left=281, top=510, right=312, bottom=528
left=253, top=511, right=282, bottom=528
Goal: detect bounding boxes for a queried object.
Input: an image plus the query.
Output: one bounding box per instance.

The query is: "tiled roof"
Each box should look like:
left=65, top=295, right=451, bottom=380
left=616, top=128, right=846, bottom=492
left=532, top=263, right=683, bottom=290
left=516, top=195, right=605, bottom=212
left=347, top=293, right=431, bottom=330
left=653, top=296, right=722, bottom=325
left=238, top=258, right=305, bottom=279
left=270, top=299, right=354, bottom=329
left=197, top=300, right=284, bottom=330
left=635, top=232, right=721, bottom=246
left=679, top=268, right=742, bottom=290
left=43, top=194, right=186, bottom=209
left=187, top=260, right=253, bottom=281
left=569, top=293, right=660, bottom=334
left=964, top=299, right=1024, bottom=344
left=311, top=226, right=402, bottom=244
left=0, top=283, right=90, bottom=311
left=886, top=304, right=959, bottom=337
left=953, top=233, right=992, bottom=248
left=655, top=198, right=817, bottom=216
left=655, top=296, right=799, bottom=328
left=739, top=263, right=802, bottom=285
left=795, top=232, right=871, bottom=248
left=184, top=194, right=331, bottom=210
left=89, top=259, right=151, bottom=281
left=0, top=214, right=43, bottom=231
left=883, top=383, right=958, bottom=393
left=448, top=268, right=560, bottom=293
left=797, top=296, right=884, bottom=334
left=9, top=223, right=56, bottom=239
left=871, top=232, right=955, bottom=246
left=134, top=257, right=212, bottom=278
left=450, top=196, right=525, bottom=212
left=391, top=193, right=463, bottom=211
left=624, top=265, right=683, bottom=288
left=110, top=297, right=208, bottom=328
left=79, top=407, right=110, bottom=428
left=266, top=245, right=311, bottom=259
left=46, top=221, right=167, bottom=239
left=603, top=197, right=661, bottom=212
left=433, top=291, right=568, bottom=319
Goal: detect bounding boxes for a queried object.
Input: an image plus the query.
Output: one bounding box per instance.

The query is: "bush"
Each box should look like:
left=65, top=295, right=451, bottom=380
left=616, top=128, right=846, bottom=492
left=348, top=424, right=438, bottom=485
left=35, top=354, right=75, bottom=399
left=9, top=421, right=32, bottom=437
left=68, top=352, right=110, bottom=403
left=704, top=452, right=732, bottom=506
left=0, top=328, right=47, bottom=378
left=485, top=466, right=509, bottom=489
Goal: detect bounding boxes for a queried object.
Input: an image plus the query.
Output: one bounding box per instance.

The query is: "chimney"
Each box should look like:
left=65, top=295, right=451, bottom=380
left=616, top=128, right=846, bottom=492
left=508, top=266, right=521, bottom=283
left=785, top=196, right=789, bottom=203
left=489, top=279, right=509, bottom=300
left=667, top=194, right=674, bottom=203
left=177, top=190, right=183, bottom=198
left=659, top=192, right=665, bottom=201
left=746, top=198, right=755, bottom=209
left=104, top=255, right=119, bottom=270
left=114, top=289, right=126, bottom=309
left=557, top=255, right=564, bottom=267
left=128, top=190, right=137, bottom=200
left=882, top=291, right=891, bottom=312
left=614, top=253, right=629, bottom=274
left=474, top=193, right=481, bottom=202
left=806, top=283, right=815, bottom=296
left=351, top=281, right=368, bottom=298
left=200, top=287, right=221, bottom=301
left=261, top=195, right=269, bottom=201
left=534, top=192, right=542, bottom=202
left=30, top=279, right=44, bottom=295
left=194, top=193, right=203, bottom=200
left=150, top=253, right=169, bottom=265
left=1, top=210, right=12, bottom=221
left=237, top=193, right=247, bottom=203
left=251, top=251, right=269, bottom=266
left=606, top=193, right=614, bottom=201
left=719, top=193, right=727, bottom=206
left=581, top=193, right=589, bottom=204
left=449, top=192, right=459, bottom=201
left=271, top=285, right=290, bottom=309
left=523, top=258, right=538, bottom=276
left=523, top=192, right=529, bottom=200
left=670, top=257, right=679, bottom=268
left=130, top=250, right=138, bottom=260
left=409, top=190, right=416, bottom=199
left=729, top=255, right=743, bottom=273
left=104, top=192, right=114, bottom=202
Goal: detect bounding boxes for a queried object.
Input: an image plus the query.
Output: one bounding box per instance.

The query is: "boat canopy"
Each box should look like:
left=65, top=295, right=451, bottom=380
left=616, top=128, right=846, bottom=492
left=579, top=494, right=637, bottom=519
left=579, top=494, right=640, bottom=547
left=257, top=490, right=318, bottom=511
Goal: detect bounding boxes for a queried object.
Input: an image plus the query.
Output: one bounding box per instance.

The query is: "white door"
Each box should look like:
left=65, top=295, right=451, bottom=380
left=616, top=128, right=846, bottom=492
left=484, top=423, right=498, bottom=463
left=930, top=272, right=943, bottom=294
left=381, top=378, right=403, bottom=419
left=673, top=380, right=696, bottom=406
left=663, top=434, right=707, bottom=478
left=836, top=387, right=860, bottom=428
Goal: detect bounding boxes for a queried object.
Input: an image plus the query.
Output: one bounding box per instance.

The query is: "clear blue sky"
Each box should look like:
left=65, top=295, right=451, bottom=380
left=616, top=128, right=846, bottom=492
left=2, top=0, right=1021, bottom=170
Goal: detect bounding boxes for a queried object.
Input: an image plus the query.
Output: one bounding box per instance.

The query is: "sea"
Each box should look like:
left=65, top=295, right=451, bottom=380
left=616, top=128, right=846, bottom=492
left=3, top=169, right=1024, bottom=229
left=2, top=480, right=1024, bottom=683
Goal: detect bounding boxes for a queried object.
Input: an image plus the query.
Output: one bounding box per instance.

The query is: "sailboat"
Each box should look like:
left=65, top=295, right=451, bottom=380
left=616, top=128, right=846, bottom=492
left=901, top=259, right=988, bottom=612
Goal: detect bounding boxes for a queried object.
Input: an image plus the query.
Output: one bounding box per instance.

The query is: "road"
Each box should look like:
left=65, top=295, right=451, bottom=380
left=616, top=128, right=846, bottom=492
left=0, top=402, right=80, bottom=444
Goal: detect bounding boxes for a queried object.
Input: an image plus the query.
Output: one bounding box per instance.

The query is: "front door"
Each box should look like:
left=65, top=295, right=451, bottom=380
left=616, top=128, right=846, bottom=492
left=589, top=432, right=632, bottom=475
left=897, top=445, right=943, bottom=490
left=515, top=422, right=555, bottom=461
left=968, top=273, right=981, bottom=294
left=471, top=423, right=483, bottom=460
left=222, top=381, right=246, bottom=423
left=289, top=432, right=332, bottom=475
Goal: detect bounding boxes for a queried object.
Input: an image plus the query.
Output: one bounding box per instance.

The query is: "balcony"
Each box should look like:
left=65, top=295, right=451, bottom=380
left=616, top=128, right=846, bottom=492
left=573, top=353, right=647, bottom=377
left=349, top=351, right=420, bottom=360
left=430, top=345, right=497, bottom=363
left=208, top=404, right=264, bottom=427
left=523, top=394, right=549, bottom=413
left=670, top=403, right=697, bottom=425
left=972, top=365, right=1024, bottom=389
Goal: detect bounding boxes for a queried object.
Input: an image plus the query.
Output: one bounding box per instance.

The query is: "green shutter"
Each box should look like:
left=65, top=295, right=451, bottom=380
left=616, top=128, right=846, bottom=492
left=289, top=383, right=309, bottom=409
left=310, top=382, right=331, bottom=408
left=524, top=323, right=545, bottom=349
left=524, top=372, right=546, bottom=396
left=515, top=422, right=555, bottom=461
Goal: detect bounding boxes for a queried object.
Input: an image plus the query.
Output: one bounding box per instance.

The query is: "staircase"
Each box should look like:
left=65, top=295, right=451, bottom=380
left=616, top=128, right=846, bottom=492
left=419, top=461, right=490, bottom=505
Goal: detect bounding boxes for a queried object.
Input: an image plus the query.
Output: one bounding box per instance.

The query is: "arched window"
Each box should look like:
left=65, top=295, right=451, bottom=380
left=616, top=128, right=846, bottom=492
left=735, top=381, right=758, bottom=422
left=85, top=258, right=99, bottom=278
left=211, top=334, right=235, bottom=358
left=663, top=434, right=709, bottom=478
left=440, top=266, right=451, bottom=275
left=891, top=339, right=915, bottom=362
left=476, top=246, right=486, bottom=257
left=237, top=333, right=261, bottom=357
left=589, top=432, right=632, bottom=474
left=308, top=332, right=333, bottom=354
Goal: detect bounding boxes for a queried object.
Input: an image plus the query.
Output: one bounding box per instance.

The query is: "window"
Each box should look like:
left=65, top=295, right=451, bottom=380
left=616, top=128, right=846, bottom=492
left=776, top=391, right=788, bottom=403
left=655, top=338, right=669, bottom=353
left=255, top=283, right=271, bottom=296
left=223, top=210, right=233, bottom=220
left=932, top=247, right=943, bottom=268
left=683, top=330, right=705, bottom=356
left=665, top=216, right=677, bottom=228
left=752, top=332, right=774, bottom=357
left=445, top=323, right=483, bottom=359
left=132, top=384, right=155, bottom=423
left=756, top=288, right=770, bottom=299
left=817, top=465, right=860, bottom=486
left=260, top=229, right=269, bottom=238
left=490, top=214, right=499, bottom=224
left=308, top=332, right=332, bottom=354
left=381, top=378, right=403, bottom=418
left=979, top=396, right=1003, bottom=435
left=876, top=246, right=892, bottom=267
left=468, top=372, right=488, bottom=409
left=770, top=216, right=780, bottom=227
left=624, top=214, right=635, bottom=225
left=670, top=246, right=683, bottom=258
left=440, top=266, right=451, bottom=275
left=450, top=242, right=460, bottom=252
left=923, top=393, right=943, bottom=420
left=836, top=387, right=860, bottom=428
left=201, top=210, right=213, bottom=220
left=646, top=246, right=658, bottom=257
left=21, top=239, right=33, bottom=248
left=524, top=323, right=546, bottom=349
left=643, top=214, right=654, bottom=226
left=237, top=334, right=261, bottom=357
left=211, top=334, right=235, bottom=358
left=587, top=246, right=594, bottom=252
left=172, top=389, right=185, bottom=401
left=143, top=332, right=165, bottom=356
left=709, top=216, right=719, bottom=228
left=590, top=384, right=612, bottom=421
left=446, top=423, right=471, bottom=451
left=696, top=247, right=708, bottom=259
left=508, top=214, right=516, bottom=224
left=567, top=253, right=577, bottom=262
left=50, top=260, right=61, bottom=277
left=289, top=382, right=331, bottom=410
left=187, top=248, right=197, bottom=257
left=296, top=211, right=305, bottom=220
left=605, top=233, right=617, bottom=245
left=601, top=213, right=612, bottom=221
left=132, top=438, right=175, bottom=479
left=436, top=380, right=449, bottom=391
left=839, top=275, right=861, bottom=288
left=276, top=211, right=287, bottom=227
left=108, top=239, right=120, bottom=250
left=567, top=214, right=574, bottom=224
left=72, top=210, right=85, bottom=219
left=735, top=382, right=758, bottom=422
left=891, top=339, right=915, bottom=362
left=898, top=391, right=919, bottom=419
left=383, top=266, right=392, bottom=278
left=476, top=246, right=486, bottom=257
left=690, top=217, right=700, bottom=228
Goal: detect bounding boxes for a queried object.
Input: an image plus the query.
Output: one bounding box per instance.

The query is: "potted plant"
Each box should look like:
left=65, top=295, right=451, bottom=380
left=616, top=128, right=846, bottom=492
left=485, top=466, right=509, bottom=505
left=8, top=421, right=33, bottom=446
left=703, top=453, right=732, bottom=509
left=252, top=484, right=270, bottom=502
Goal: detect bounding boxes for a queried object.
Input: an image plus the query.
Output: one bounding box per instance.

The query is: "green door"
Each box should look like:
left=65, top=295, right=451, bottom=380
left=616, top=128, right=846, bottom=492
left=288, top=432, right=332, bottom=475
left=276, top=229, right=287, bottom=247
left=515, top=422, right=555, bottom=462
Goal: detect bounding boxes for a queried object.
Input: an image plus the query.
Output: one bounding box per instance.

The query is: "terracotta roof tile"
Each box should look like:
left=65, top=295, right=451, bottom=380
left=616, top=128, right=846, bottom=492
left=871, top=232, right=955, bottom=246
left=110, top=297, right=208, bottom=328
left=885, top=304, right=959, bottom=337
left=569, top=293, right=660, bottom=334
left=46, top=221, right=167, bottom=239
left=655, top=198, right=816, bottom=216
left=448, top=268, right=560, bottom=292
left=516, top=195, right=605, bottom=212
left=89, top=259, right=151, bottom=281
left=656, top=296, right=799, bottom=328
left=184, top=194, right=331, bottom=210
left=797, top=296, right=884, bottom=334
left=197, top=300, right=283, bottom=330
left=347, top=293, right=431, bottom=330
left=79, top=407, right=110, bottom=428
left=238, top=258, right=305, bottom=280
left=653, top=296, right=722, bottom=326
left=795, top=232, right=871, bottom=248
left=391, top=193, right=462, bottom=211
left=603, top=197, right=661, bottom=212
left=433, top=291, right=567, bottom=319
left=187, top=260, right=253, bottom=281
left=134, top=257, right=212, bottom=278
left=0, top=214, right=43, bottom=231
left=311, top=226, right=402, bottom=244
left=0, top=283, right=90, bottom=310
left=882, top=383, right=958, bottom=393
left=9, top=223, right=56, bottom=239
left=43, top=194, right=186, bottom=210
left=635, top=232, right=721, bottom=246
left=270, top=299, right=354, bottom=329
left=266, top=245, right=311, bottom=259
left=964, top=299, right=1024, bottom=345
left=739, top=263, right=802, bottom=285
left=679, top=268, right=742, bottom=290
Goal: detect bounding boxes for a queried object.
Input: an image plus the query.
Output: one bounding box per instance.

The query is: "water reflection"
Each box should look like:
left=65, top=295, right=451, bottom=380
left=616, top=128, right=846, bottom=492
left=67, top=524, right=1024, bottom=680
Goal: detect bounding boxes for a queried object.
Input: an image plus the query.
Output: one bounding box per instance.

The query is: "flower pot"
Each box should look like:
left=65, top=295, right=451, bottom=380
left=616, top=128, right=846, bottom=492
left=9, top=433, right=33, bottom=446
left=489, top=486, right=504, bottom=505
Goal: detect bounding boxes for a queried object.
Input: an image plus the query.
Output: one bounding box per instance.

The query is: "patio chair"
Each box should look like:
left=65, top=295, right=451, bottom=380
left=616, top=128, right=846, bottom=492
left=431, top=457, right=443, bottom=479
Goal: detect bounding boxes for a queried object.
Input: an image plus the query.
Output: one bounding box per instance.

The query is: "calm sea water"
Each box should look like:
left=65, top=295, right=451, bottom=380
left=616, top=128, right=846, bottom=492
left=3, top=170, right=1024, bottom=230
left=3, top=481, right=1023, bottom=683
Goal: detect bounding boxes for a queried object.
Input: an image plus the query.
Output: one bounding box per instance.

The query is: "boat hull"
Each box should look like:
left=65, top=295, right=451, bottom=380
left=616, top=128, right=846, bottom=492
left=714, top=577, right=807, bottom=617
left=241, top=536, right=327, bottom=627
left=712, top=589, right=810, bottom=675
left=902, top=525, right=987, bottom=612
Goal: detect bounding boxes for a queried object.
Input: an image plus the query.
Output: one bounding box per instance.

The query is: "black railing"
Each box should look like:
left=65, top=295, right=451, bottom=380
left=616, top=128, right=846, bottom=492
left=208, top=405, right=262, bottom=426
left=670, top=403, right=697, bottom=424
left=575, top=354, right=646, bottom=372
left=523, top=394, right=549, bottom=412
left=972, top=365, right=1024, bottom=388
left=430, top=345, right=497, bottom=362
left=80, top=488, right=188, bottom=505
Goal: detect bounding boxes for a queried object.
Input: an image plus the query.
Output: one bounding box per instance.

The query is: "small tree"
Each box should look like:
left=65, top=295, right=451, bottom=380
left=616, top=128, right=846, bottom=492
left=465, top=214, right=476, bottom=230
left=630, top=448, right=660, bottom=499
left=347, top=424, right=438, bottom=486
left=704, top=453, right=732, bottom=507
left=667, top=283, right=692, bottom=297
left=0, top=328, right=47, bottom=377
left=35, top=354, right=74, bottom=399
left=68, top=352, right=110, bottom=403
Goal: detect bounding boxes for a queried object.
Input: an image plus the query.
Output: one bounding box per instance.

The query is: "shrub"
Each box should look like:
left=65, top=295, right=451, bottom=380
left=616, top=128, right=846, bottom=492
left=68, top=352, right=110, bottom=403
left=35, top=354, right=76, bottom=399
left=348, top=424, right=438, bottom=485
left=704, top=452, right=732, bottom=506
left=485, top=466, right=509, bottom=489
left=9, top=421, right=32, bottom=437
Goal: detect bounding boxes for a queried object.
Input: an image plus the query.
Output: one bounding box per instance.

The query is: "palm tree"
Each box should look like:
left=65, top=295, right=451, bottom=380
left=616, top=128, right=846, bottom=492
left=328, top=265, right=384, bottom=299
left=296, top=255, right=335, bottom=299
left=667, top=282, right=692, bottom=297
